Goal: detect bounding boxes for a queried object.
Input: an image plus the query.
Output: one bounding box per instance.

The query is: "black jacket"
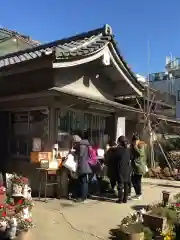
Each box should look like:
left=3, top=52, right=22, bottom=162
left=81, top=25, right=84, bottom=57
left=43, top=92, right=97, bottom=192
left=105, top=147, right=117, bottom=179
left=115, top=146, right=131, bottom=183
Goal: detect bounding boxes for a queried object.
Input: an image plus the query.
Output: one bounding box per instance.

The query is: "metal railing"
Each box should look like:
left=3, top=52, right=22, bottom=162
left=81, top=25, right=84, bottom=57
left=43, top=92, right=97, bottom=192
left=166, top=58, right=180, bottom=71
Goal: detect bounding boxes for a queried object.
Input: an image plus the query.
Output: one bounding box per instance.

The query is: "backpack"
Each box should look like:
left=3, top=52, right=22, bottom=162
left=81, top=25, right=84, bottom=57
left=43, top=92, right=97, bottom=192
left=88, top=146, right=97, bottom=166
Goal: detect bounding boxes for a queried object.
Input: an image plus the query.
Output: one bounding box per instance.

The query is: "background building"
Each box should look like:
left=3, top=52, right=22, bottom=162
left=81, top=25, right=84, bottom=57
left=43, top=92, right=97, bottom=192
left=149, top=56, right=180, bottom=118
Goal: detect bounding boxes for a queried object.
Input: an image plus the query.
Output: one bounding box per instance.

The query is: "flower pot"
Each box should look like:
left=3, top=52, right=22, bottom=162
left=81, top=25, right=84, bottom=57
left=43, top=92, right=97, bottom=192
left=12, top=184, right=23, bottom=197
left=143, top=212, right=167, bottom=232
left=6, top=206, right=15, bottom=216
left=121, top=231, right=144, bottom=240
left=120, top=224, right=144, bottom=240
left=22, top=207, right=30, bottom=219
left=175, top=223, right=180, bottom=239
left=23, top=185, right=32, bottom=199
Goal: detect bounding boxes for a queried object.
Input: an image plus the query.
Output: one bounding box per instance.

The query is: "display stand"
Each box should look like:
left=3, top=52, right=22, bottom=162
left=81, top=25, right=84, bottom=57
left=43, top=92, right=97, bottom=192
left=37, top=168, right=58, bottom=202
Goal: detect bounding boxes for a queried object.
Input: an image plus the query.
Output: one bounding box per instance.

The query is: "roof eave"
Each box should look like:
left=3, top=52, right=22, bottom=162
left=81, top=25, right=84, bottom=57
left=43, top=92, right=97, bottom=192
left=107, top=44, right=143, bottom=96
left=109, top=38, right=144, bottom=90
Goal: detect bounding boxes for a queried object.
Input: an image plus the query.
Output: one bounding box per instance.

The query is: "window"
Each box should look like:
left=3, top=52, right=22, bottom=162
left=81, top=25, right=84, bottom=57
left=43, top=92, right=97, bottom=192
left=56, top=109, right=107, bottom=148
left=10, top=109, right=49, bottom=158
left=29, top=110, right=49, bottom=151
left=10, top=112, right=29, bottom=157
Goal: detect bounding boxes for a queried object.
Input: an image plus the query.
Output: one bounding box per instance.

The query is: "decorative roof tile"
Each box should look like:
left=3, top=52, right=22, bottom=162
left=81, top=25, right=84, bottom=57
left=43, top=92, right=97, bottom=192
left=0, top=28, right=40, bottom=46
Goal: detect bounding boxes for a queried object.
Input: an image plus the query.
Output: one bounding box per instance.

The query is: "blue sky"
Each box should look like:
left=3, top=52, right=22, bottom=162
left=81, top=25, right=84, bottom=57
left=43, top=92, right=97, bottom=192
left=1, top=0, right=180, bottom=75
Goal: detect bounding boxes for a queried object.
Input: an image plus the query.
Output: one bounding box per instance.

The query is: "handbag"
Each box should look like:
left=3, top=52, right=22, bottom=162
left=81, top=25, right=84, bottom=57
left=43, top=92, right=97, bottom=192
left=63, top=153, right=77, bottom=172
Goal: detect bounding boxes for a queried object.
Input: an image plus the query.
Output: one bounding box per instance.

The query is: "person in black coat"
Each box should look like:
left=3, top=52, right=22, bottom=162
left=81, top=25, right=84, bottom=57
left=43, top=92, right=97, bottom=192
left=104, top=141, right=117, bottom=192
left=115, top=136, right=131, bottom=203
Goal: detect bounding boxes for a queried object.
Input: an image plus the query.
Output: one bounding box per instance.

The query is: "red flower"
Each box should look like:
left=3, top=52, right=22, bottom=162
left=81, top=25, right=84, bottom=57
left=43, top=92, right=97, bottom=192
left=21, top=177, right=28, bottom=184
left=0, top=205, right=4, bottom=209
left=0, top=187, right=5, bottom=192
left=18, top=199, right=23, bottom=205
left=1, top=212, right=6, bottom=217
left=176, top=203, right=180, bottom=207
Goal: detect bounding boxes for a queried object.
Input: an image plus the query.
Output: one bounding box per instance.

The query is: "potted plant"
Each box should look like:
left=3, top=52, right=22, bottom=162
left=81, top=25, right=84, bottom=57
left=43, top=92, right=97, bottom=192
left=17, top=218, right=34, bottom=232
left=119, top=223, right=144, bottom=240
left=143, top=206, right=177, bottom=232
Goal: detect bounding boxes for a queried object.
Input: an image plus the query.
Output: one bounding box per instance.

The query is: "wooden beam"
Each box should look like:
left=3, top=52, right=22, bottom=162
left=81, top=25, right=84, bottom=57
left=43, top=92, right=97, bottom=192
left=0, top=91, right=58, bottom=102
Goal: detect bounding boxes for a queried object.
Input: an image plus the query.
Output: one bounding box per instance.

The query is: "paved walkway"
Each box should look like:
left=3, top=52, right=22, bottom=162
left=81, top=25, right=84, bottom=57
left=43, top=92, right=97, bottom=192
left=31, top=179, right=180, bottom=240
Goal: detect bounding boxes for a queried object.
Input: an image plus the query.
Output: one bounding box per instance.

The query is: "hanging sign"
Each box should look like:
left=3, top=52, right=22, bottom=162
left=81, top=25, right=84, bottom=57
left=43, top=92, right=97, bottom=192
left=32, top=138, right=41, bottom=152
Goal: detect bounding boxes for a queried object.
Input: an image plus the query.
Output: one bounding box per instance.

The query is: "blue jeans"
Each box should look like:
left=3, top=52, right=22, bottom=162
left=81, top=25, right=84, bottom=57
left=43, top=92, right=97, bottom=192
left=79, top=174, right=89, bottom=200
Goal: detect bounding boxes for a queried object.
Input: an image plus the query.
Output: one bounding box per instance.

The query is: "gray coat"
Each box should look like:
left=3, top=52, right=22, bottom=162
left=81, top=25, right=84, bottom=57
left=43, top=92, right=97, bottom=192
left=76, top=140, right=92, bottom=175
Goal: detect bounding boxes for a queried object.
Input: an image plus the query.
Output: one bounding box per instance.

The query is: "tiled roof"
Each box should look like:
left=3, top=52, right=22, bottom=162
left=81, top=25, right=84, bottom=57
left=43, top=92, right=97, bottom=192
left=0, top=24, right=143, bottom=91
left=0, top=28, right=40, bottom=46
left=0, top=25, right=112, bottom=68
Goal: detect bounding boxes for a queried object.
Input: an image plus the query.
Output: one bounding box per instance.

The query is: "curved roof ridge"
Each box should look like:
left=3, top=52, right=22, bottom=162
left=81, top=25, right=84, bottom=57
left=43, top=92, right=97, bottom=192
left=0, top=25, right=111, bottom=60
left=0, top=28, right=40, bottom=46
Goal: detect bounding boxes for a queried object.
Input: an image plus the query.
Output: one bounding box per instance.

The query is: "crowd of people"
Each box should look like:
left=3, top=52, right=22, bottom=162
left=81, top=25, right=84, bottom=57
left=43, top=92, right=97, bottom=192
left=67, top=131, right=147, bottom=204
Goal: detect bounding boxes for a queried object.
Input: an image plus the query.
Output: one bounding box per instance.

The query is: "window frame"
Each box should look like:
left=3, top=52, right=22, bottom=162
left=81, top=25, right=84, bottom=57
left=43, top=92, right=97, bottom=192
left=9, top=108, right=49, bottom=159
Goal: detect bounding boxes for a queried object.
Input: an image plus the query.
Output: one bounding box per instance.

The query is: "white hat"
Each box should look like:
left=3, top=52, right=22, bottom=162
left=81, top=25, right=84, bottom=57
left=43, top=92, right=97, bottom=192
left=72, top=135, right=81, bottom=142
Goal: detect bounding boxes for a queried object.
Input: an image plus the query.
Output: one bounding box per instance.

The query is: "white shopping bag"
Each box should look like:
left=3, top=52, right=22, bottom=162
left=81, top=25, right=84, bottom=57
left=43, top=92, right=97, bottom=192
left=63, top=153, right=77, bottom=172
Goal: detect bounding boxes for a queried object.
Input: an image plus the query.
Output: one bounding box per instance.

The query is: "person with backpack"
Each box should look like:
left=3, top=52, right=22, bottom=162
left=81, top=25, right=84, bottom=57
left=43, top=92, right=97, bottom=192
left=87, top=141, right=99, bottom=194
left=75, top=130, right=92, bottom=202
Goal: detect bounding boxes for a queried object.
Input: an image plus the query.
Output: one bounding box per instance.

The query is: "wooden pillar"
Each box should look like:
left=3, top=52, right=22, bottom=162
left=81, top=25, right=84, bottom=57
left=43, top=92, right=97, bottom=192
left=106, top=114, right=126, bottom=142
left=48, top=107, right=56, bottom=147
left=105, top=114, right=116, bottom=141
left=49, top=106, right=70, bottom=198
left=115, top=115, right=126, bottom=142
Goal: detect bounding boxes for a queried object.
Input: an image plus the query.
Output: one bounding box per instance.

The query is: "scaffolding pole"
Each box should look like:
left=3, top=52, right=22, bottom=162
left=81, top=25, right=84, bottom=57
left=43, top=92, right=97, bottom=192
left=147, top=40, right=155, bottom=168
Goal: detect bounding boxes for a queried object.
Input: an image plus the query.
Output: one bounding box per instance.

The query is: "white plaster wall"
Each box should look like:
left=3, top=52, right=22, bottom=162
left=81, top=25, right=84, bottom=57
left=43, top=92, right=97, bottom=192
left=54, top=68, right=114, bottom=101
left=150, top=78, right=180, bottom=96
left=150, top=80, right=172, bottom=94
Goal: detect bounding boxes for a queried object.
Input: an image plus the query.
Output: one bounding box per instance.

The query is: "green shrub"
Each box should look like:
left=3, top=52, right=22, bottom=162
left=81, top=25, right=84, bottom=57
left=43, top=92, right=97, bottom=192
left=143, top=227, right=153, bottom=240
left=151, top=206, right=177, bottom=225
left=174, top=193, right=180, bottom=201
